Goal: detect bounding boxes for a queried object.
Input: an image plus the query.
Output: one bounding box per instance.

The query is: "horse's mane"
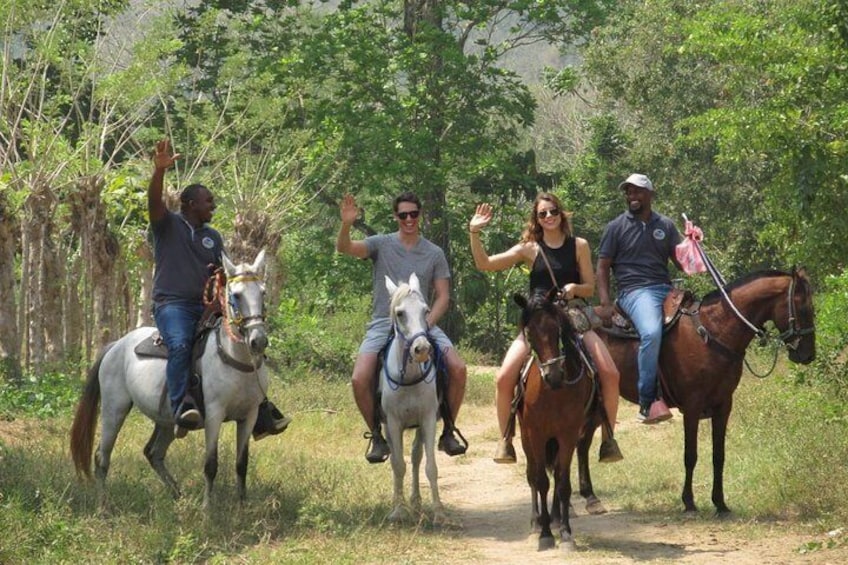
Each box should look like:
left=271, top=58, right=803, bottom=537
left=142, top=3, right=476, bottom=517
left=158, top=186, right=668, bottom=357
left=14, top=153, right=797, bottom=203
left=519, top=291, right=575, bottom=336
left=700, top=269, right=794, bottom=305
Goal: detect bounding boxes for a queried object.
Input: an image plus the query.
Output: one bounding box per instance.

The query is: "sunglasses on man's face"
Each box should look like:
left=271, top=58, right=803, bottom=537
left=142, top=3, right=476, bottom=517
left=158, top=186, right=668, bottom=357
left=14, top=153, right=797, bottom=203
left=397, top=210, right=421, bottom=220
left=537, top=208, right=560, bottom=220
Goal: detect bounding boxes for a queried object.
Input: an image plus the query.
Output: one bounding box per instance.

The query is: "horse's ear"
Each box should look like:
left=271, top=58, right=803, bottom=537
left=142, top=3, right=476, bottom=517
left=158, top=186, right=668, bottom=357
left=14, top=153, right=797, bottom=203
left=385, top=275, right=398, bottom=296
left=408, top=272, right=421, bottom=293
left=514, top=293, right=528, bottom=309
left=222, top=252, right=237, bottom=277
left=250, top=249, right=266, bottom=276
left=545, top=286, right=558, bottom=303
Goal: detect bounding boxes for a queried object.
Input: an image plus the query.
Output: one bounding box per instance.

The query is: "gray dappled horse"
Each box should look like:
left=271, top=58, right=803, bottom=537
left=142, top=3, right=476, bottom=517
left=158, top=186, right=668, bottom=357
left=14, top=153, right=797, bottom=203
left=70, top=250, right=269, bottom=510
left=381, top=273, right=444, bottom=524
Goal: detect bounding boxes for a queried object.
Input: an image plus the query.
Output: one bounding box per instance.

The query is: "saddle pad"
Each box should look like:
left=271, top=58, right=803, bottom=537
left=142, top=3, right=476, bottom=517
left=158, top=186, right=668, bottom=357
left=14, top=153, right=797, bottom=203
left=134, top=332, right=169, bottom=359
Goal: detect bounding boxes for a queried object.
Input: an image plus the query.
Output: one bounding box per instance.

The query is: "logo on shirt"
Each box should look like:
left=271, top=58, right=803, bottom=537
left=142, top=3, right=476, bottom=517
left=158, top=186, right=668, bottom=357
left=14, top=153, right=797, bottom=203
left=202, top=236, right=216, bottom=250
left=653, top=228, right=667, bottom=241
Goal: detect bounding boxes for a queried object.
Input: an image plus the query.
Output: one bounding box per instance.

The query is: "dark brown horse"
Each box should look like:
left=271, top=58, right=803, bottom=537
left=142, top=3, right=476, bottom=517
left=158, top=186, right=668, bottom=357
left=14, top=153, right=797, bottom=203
left=514, top=290, right=602, bottom=551
left=579, top=268, right=816, bottom=514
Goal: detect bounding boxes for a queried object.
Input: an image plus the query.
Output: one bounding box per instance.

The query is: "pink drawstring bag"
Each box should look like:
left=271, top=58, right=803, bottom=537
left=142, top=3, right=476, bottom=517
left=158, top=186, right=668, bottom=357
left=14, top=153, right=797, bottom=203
left=675, top=217, right=707, bottom=275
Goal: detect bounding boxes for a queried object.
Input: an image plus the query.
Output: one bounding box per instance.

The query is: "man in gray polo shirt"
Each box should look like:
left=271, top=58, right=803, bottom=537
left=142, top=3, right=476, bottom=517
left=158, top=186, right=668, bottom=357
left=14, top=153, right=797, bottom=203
left=148, top=139, right=290, bottom=439
left=597, top=173, right=682, bottom=424
left=336, top=192, right=468, bottom=463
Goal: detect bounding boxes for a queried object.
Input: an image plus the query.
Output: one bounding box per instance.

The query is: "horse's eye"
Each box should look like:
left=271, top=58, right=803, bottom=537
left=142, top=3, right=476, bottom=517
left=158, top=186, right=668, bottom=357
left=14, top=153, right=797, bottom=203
left=397, top=310, right=405, bottom=320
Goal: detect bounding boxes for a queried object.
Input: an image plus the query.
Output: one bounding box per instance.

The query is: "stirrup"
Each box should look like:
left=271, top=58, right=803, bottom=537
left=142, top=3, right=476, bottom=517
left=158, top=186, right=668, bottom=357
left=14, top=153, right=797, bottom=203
left=363, top=430, right=390, bottom=463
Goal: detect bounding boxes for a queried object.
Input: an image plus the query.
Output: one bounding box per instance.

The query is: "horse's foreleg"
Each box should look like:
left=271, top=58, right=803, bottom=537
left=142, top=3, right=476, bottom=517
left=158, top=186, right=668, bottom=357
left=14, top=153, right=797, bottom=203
left=203, top=421, right=223, bottom=511
left=421, top=416, right=443, bottom=522
left=681, top=412, right=700, bottom=513
left=236, top=420, right=253, bottom=504
left=385, top=419, right=408, bottom=523
left=144, top=424, right=180, bottom=499
left=710, top=403, right=732, bottom=515
left=532, top=461, right=555, bottom=551
left=410, top=427, right=423, bottom=510
left=555, top=446, right=577, bottom=553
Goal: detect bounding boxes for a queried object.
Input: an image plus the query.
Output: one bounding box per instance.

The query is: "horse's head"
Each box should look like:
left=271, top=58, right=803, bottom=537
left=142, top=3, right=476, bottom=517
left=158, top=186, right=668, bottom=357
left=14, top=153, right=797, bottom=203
left=514, top=289, right=580, bottom=389
left=776, top=267, right=816, bottom=364
left=222, top=249, right=268, bottom=355
left=386, top=273, right=431, bottom=363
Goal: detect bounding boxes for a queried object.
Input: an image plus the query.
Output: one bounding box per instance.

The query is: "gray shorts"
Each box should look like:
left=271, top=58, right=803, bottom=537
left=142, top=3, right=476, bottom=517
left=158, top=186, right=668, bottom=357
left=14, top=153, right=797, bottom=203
left=358, top=317, right=454, bottom=354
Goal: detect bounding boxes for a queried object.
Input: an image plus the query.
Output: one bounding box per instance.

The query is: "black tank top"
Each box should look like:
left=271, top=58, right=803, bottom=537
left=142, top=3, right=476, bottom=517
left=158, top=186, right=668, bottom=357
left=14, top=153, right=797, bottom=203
left=529, top=238, right=580, bottom=293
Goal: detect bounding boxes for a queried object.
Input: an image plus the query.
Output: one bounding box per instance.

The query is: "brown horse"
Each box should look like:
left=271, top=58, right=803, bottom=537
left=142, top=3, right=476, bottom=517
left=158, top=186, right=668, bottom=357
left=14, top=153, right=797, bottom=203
left=514, top=290, right=601, bottom=551
left=579, top=268, right=816, bottom=514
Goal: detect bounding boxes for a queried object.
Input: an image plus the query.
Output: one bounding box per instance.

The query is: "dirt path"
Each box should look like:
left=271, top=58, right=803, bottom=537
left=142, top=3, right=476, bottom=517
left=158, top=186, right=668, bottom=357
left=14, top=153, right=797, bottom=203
left=434, top=401, right=846, bottom=564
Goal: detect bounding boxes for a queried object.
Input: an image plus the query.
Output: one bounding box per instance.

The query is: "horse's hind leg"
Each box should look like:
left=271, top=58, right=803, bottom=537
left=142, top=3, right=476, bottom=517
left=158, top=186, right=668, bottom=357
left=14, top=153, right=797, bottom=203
left=94, top=400, right=132, bottom=510
left=144, top=424, right=179, bottom=498
left=576, top=426, right=606, bottom=515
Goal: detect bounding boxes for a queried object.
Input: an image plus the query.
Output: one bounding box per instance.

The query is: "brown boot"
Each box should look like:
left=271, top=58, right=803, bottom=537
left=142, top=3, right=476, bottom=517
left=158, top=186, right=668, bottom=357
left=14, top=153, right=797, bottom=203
left=493, top=437, right=517, bottom=464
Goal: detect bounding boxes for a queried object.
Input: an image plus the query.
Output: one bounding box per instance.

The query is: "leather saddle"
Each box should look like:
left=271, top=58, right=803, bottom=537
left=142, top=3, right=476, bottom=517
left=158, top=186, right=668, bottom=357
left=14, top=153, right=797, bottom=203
left=602, top=287, right=694, bottom=339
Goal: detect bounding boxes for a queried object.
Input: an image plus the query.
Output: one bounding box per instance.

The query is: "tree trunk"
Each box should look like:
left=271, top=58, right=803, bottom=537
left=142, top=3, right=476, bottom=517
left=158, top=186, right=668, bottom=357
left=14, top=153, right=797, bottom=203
left=68, top=175, right=122, bottom=352
left=0, top=193, right=21, bottom=381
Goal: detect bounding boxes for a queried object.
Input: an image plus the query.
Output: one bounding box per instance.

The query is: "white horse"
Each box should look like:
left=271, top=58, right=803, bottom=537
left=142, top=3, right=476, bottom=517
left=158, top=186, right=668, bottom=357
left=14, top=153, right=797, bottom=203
left=70, top=250, right=269, bottom=510
left=381, top=273, right=444, bottom=524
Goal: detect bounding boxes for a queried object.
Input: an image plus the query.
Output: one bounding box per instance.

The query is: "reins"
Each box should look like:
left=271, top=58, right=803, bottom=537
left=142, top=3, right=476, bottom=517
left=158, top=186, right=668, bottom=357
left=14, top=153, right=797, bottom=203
left=688, top=222, right=813, bottom=377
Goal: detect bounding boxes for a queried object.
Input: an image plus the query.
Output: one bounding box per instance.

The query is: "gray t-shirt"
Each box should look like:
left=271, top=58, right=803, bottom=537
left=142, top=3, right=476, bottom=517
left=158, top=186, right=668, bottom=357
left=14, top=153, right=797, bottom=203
left=151, top=210, right=224, bottom=305
left=598, top=210, right=681, bottom=293
left=364, top=232, right=451, bottom=319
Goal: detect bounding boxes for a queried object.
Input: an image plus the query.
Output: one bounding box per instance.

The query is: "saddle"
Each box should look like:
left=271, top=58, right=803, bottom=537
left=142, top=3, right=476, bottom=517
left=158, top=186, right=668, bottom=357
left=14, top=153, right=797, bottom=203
left=602, top=287, right=695, bottom=339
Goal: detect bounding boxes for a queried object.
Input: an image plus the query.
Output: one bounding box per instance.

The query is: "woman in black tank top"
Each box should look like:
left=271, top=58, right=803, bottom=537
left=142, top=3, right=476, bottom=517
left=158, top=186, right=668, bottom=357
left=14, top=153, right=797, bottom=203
left=469, top=192, right=623, bottom=464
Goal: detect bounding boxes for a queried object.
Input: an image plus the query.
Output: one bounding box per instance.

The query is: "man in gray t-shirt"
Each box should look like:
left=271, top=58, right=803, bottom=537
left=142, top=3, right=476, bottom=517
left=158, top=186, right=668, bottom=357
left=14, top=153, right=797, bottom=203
left=336, top=192, right=468, bottom=463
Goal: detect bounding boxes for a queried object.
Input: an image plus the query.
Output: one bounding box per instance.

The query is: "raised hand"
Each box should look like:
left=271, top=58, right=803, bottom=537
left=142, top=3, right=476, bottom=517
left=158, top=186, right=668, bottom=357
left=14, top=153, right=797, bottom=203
left=469, top=203, right=493, bottom=233
left=153, top=139, right=181, bottom=171
left=340, top=193, right=360, bottom=226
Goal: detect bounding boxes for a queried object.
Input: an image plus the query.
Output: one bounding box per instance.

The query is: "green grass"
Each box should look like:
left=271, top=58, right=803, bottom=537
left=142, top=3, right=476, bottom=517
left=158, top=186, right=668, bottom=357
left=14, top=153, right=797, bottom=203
left=1, top=353, right=847, bottom=562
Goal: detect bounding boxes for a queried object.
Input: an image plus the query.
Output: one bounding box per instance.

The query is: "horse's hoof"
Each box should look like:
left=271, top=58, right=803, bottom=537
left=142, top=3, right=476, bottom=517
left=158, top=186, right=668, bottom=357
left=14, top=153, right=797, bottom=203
left=387, top=506, right=409, bottom=523
left=585, top=497, right=607, bottom=515
left=560, top=537, right=577, bottom=553
left=538, top=535, right=556, bottom=551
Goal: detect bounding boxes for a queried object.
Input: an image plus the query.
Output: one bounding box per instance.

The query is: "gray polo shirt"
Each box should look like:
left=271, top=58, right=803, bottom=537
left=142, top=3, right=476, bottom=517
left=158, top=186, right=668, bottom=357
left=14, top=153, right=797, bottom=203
left=598, top=210, right=680, bottom=293
left=364, top=232, right=450, bottom=319
left=151, top=210, right=224, bottom=305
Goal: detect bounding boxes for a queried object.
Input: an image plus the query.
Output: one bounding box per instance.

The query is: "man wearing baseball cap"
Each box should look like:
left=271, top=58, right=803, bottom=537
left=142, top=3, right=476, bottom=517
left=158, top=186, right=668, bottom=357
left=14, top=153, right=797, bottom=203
left=596, top=173, right=683, bottom=423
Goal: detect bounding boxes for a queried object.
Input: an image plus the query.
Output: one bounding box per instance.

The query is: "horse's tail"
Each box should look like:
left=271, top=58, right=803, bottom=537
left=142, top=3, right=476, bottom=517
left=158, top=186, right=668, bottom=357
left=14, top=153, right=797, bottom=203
left=70, top=342, right=115, bottom=479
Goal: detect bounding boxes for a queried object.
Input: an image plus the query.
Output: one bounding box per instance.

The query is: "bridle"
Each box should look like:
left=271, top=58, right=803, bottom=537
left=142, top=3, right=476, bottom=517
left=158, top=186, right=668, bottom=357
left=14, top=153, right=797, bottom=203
left=384, top=291, right=435, bottom=389
left=224, top=273, right=266, bottom=342
left=773, top=272, right=815, bottom=350
left=524, top=301, right=587, bottom=386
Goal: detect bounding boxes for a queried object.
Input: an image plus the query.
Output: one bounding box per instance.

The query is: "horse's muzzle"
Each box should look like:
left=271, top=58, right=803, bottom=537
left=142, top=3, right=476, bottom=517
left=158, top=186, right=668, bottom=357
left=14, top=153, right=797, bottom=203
left=411, top=337, right=431, bottom=364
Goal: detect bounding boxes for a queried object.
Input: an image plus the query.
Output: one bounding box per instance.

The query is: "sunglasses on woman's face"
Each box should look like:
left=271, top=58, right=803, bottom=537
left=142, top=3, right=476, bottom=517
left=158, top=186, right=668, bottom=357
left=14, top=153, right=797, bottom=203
left=537, top=207, right=560, bottom=220
left=397, top=210, right=421, bottom=220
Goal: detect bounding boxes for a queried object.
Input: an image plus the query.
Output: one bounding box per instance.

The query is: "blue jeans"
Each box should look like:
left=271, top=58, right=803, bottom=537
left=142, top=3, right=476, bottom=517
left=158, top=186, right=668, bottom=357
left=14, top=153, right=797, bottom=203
left=153, top=301, right=205, bottom=415
left=618, top=284, right=671, bottom=408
